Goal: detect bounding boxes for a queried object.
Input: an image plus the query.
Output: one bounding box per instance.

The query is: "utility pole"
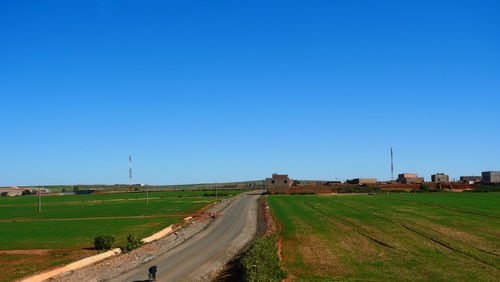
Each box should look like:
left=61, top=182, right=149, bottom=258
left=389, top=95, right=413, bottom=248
left=390, top=148, right=394, bottom=181
left=215, top=182, right=218, bottom=200
left=38, top=186, right=42, bottom=213
left=128, top=156, right=133, bottom=192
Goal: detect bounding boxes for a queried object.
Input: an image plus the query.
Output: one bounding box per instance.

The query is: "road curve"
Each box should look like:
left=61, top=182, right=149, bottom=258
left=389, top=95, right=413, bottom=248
left=109, top=192, right=261, bottom=282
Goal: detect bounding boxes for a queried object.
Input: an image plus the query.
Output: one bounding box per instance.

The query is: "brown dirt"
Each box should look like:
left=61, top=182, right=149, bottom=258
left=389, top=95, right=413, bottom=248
left=260, top=197, right=277, bottom=236
left=0, top=249, right=53, bottom=255
left=0, top=249, right=96, bottom=282
left=263, top=199, right=295, bottom=282
left=196, top=200, right=220, bottom=214
left=298, top=233, right=346, bottom=276
left=279, top=219, right=347, bottom=281
left=413, top=219, right=498, bottom=253
left=399, top=223, right=498, bottom=268
left=272, top=207, right=284, bottom=262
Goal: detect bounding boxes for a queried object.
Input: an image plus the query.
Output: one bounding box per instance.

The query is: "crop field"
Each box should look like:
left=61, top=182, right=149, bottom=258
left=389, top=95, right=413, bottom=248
left=0, top=190, right=244, bottom=281
left=19, top=180, right=263, bottom=192
left=268, top=193, right=500, bottom=281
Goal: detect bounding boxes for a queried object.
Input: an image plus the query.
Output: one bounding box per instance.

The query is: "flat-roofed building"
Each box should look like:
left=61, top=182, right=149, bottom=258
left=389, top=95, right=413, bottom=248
left=265, top=174, right=292, bottom=188
left=265, top=174, right=293, bottom=194
left=482, top=171, right=500, bottom=184
left=347, top=178, right=377, bottom=185
left=0, top=187, right=27, bottom=196
left=398, top=173, right=417, bottom=179
left=431, top=173, right=449, bottom=183
left=397, top=173, right=424, bottom=184
left=460, top=176, right=482, bottom=184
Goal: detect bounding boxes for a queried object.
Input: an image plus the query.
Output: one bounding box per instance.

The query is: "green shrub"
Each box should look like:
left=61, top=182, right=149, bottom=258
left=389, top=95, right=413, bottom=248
left=202, top=193, right=230, bottom=197
left=420, top=184, right=441, bottom=192
left=120, top=234, right=144, bottom=252
left=240, top=235, right=287, bottom=282
left=338, top=186, right=381, bottom=193
left=94, top=235, right=115, bottom=250
left=21, top=190, right=32, bottom=196
left=469, top=185, right=500, bottom=193
left=384, top=189, right=409, bottom=193
left=291, top=192, right=315, bottom=195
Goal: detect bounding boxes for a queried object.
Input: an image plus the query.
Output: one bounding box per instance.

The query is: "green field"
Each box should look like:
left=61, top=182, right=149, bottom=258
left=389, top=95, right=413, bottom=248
left=0, top=190, right=244, bottom=281
left=17, top=180, right=264, bottom=192
left=268, top=193, right=500, bottom=281
left=0, top=189, right=243, bottom=205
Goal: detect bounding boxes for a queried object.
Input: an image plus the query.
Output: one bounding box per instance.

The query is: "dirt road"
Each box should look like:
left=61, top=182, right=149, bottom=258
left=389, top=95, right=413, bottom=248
left=109, top=191, right=260, bottom=282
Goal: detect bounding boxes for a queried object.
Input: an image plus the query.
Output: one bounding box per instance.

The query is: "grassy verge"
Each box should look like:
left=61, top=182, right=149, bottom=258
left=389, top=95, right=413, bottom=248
left=471, top=185, right=500, bottom=192
left=240, top=234, right=287, bottom=282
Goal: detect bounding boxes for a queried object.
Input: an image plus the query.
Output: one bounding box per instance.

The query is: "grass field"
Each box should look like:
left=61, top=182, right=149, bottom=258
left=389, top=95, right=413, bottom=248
left=268, top=193, right=500, bottom=281
left=0, top=190, right=245, bottom=281
left=15, top=181, right=264, bottom=192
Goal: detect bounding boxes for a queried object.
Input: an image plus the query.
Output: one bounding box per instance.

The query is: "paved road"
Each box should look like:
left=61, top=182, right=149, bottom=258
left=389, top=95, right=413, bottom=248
left=109, top=192, right=261, bottom=282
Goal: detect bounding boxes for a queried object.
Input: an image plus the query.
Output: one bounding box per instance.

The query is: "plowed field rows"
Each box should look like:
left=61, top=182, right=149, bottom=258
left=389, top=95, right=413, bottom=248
left=268, top=193, right=500, bottom=281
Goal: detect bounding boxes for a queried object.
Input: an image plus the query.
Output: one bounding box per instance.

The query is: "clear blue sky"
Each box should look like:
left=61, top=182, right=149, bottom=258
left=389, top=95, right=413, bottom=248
left=1, top=1, right=499, bottom=186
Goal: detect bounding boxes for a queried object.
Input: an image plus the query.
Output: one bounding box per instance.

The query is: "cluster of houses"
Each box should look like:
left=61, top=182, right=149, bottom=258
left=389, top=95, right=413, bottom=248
left=346, top=171, right=500, bottom=185
left=264, top=171, right=500, bottom=194
left=2, top=171, right=498, bottom=197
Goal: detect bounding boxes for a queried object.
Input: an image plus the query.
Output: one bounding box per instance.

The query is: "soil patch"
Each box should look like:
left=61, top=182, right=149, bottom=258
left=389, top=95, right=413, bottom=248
left=0, top=249, right=95, bottom=282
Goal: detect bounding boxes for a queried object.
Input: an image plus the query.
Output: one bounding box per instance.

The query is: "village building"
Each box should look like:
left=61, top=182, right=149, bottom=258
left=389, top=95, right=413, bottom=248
left=265, top=174, right=292, bottom=188
left=431, top=173, right=449, bottom=183
left=397, top=173, right=424, bottom=184
left=460, top=176, right=482, bottom=184
left=481, top=171, right=500, bottom=184
left=346, top=178, right=377, bottom=185
left=0, top=187, right=28, bottom=196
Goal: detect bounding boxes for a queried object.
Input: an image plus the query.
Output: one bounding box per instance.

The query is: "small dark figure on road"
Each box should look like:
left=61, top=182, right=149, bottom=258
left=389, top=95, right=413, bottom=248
left=148, top=265, right=157, bottom=281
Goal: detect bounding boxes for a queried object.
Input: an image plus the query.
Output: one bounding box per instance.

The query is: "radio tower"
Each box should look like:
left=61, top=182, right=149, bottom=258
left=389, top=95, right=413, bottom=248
left=390, top=148, right=394, bottom=181
left=129, top=156, right=133, bottom=192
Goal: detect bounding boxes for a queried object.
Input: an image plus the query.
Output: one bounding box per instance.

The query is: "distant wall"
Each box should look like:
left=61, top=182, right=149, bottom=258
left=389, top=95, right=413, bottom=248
left=380, top=184, right=421, bottom=190
left=267, top=182, right=479, bottom=194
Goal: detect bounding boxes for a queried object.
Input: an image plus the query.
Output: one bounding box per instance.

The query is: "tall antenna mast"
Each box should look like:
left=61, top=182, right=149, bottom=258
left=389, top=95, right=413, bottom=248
left=129, top=155, right=133, bottom=192
left=390, top=148, right=394, bottom=181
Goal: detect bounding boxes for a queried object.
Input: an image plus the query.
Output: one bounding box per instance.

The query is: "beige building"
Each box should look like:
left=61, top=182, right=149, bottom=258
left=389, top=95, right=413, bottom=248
left=347, top=178, right=377, bottom=185
left=397, top=173, right=424, bottom=184
left=265, top=174, right=292, bottom=188
left=431, top=173, right=449, bottom=183
left=398, top=173, right=417, bottom=179
left=0, top=187, right=26, bottom=196
left=482, top=171, right=500, bottom=184
left=460, top=176, right=481, bottom=184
